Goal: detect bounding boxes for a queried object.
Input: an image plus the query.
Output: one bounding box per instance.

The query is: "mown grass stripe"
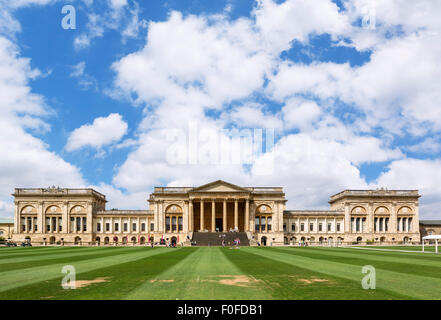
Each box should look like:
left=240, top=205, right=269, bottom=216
left=271, top=247, right=441, bottom=280
left=0, top=246, right=107, bottom=259
left=0, top=247, right=145, bottom=273
left=223, top=247, right=407, bottom=300
left=245, top=247, right=441, bottom=299
left=0, top=247, right=128, bottom=265
left=125, top=247, right=272, bottom=300
left=0, top=247, right=171, bottom=293
left=277, top=247, right=441, bottom=270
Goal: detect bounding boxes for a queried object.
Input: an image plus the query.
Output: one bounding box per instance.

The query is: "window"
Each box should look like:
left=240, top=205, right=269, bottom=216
left=301, top=223, right=305, bottom=232
left=52, top=217, right=56, bottom=232
left=385, top=218, right=389, bottom=232
left=337, top=223, right=341, bottom=232
left=267, top=217, right=272, bottom=231
left=319, top=223, right=323, bottom=232
left=328, top=223, right=332, bottom=232
left=356, top=218, right=360, bottom=232
left=309, top=223, right=314, bottom=232
left=132, top=223, right=137, bottom=232
left=283, top=223, right=287, bottom=232
left=141, top=223, right=146, bottom=232
left=291, top=224, right=295, bottom=232
left=166, top=217, right=171, bottom=232
left=76, top=217, right=81, bottom=232
left=114, top=223, right=119, bottom=232
left=123, top=223, right=128, bottom=232
left=46, top=217, right=50, bottom=232
left=172, top=216, right=177, bottom=232
left=150, top=223, right=154, bottom=232
left=58, top=218, right=62, bottom=232
left=178, top=217, right=183, bottom=231
left=255, top=217, right=260, bottom=232
left=97, top=223, right=101, bottom=232
left=83, top=218, right=87, bottom=232
left=106, top=223, right=110, bottom=232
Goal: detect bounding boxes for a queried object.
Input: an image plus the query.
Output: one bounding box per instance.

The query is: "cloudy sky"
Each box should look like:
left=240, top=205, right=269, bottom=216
left=0, top=0, right=440, bottom=219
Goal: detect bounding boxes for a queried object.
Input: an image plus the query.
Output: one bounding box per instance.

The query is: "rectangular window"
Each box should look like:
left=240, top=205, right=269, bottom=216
left=255, top=217, right=260, bottom=232
left=178, top=217, right=183, bottom=231
left=70, top=217, right=75, bottom=232
left=172, top=216, right=177, bottom=232
left=301, top=223, right=304, bottom=232
left=76, top=217, right=81, bottom=232
left=115, top=223, right=119, bottom=232
left=291, top=224, right=296, bottom=232
left=165, top=217, right=170, bottom=232
left=34, top=221, right=38, bottom=232
left=27, top=217, right=32, bottom=231
left=106, top=223, right=110, bottom=232
left=385, top=218, right=389, bottom=232
left=97, top=223, right=101, bottom=232
left=262, top=217, right=267, bottom=232
left=267, top=217, right=272, bottom=231
left=150, top=223, right=154, bottom=232
left=337, top=223, right=341, bottom=232
left=283, top=223, right=287, bottom=232
left=374, top=218, right=378, bottom=232
left=408, top=218, right=412, bottom=231
left=46, top=217, right=50, bottom=232
left=319, top=223, right=323, bottom=232
left=141, top=223, right=146, bottom=232
left=328, top=223, right=332, bottom=232
left=83, top=218, right=87, bottom=232
left=52, top=217, right=56, bottom=232
left=309, top=223, right=314, bottom=232
left=132, top=223, right=137, bottom=232
left=58, top=218, right=62, bottom=232
left=124, top=223, right=128, bottom=232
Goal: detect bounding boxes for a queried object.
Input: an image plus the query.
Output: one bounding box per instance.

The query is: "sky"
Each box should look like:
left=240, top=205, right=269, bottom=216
left=0, top=0, right=440, bottom=219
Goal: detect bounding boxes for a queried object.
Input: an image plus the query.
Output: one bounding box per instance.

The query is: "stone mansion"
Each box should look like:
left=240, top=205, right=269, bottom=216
left=12, top=180, right=420, bottom=246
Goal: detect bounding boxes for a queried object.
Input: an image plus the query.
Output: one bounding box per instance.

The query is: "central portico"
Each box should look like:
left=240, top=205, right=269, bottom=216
left=149, top=180, right=286, bottom=244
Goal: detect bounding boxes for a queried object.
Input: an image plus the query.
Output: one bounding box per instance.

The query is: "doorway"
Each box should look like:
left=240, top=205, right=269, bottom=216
left=215, top=218, right=223, bottom=231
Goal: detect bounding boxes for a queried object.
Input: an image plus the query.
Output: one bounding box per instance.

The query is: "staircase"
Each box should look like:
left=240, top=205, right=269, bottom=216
left=191, top=232, right=250, bottom=246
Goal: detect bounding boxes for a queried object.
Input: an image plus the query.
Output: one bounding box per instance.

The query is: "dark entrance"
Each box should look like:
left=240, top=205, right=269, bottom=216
left=215, top=218, right=223, bottom=231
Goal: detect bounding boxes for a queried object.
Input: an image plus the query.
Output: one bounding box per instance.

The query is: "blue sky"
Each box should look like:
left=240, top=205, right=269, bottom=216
left=0, top=0, right=441, bottom=218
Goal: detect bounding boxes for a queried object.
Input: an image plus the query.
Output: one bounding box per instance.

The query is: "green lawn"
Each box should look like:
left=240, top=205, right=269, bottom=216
left=0, top=245, right=440, bottom=300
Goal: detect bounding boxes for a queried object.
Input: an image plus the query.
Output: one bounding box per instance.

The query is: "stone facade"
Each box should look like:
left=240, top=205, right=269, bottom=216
left=420, top=220, right=441, bottom=241
left=0, top=218, right=14, bottom=239
left=11, top=181, right=421, bottom=246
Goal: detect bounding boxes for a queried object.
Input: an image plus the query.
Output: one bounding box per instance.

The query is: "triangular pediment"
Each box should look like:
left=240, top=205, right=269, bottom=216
left=191, top=180, right=249, bottom=193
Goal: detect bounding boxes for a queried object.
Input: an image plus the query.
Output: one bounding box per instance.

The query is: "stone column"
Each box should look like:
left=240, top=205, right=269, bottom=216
left=189, top=200, right=194, bottom=232
left=245, top=199, right=250, bottom=232
left=412, top=204, right=419, bottom=233
left=234, top=199, right=238, bottom=231
left=344, top=203, right=350, bottom=233
left=38, top=202, right=44, bottom=234
left=200, top=199, right=204, bottom=231
left=223, top=200, right=227, bottom=231
left=391, top=202, right=397, bottom=233
left=368, top=202, right=374, bottom=233
left=211, top=200, right=215, bottom=232
left=14, top=202, right=19, bottom=234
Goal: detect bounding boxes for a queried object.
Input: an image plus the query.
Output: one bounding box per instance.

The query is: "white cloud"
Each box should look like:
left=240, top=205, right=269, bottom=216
left=69, top=61, right=98, bottom=90
left=254, top=0, right=349, bottom=52
left=282, top=98, right=322, bottom=130
left=66, top=113, right=128, bottom=152
left=0, top=36, right=85, bottom=217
